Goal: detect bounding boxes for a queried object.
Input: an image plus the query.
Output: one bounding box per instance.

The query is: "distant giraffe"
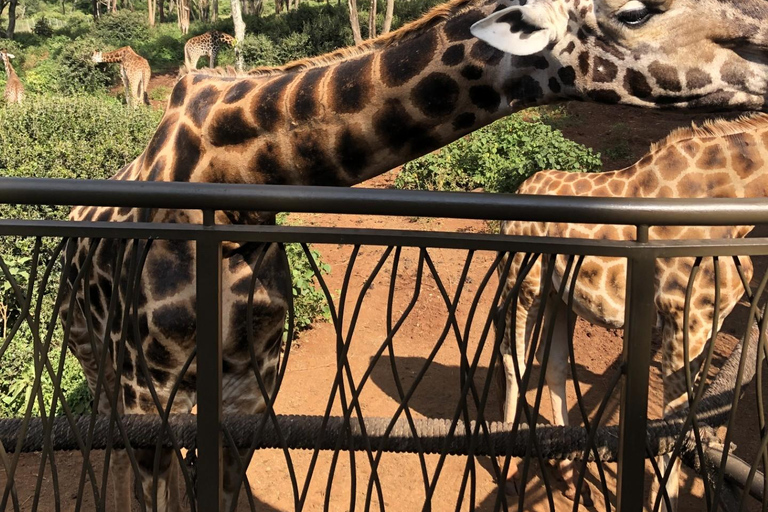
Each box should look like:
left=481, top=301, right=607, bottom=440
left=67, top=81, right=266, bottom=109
left=184, top=31, right=235, bottom=71
left=0, top=50, right=23, bottom=104
left=499, top=113, right=768, bottom=510
left=60, top=0, right=768, bottom=510
left=92, top=47, right=151, bottom=108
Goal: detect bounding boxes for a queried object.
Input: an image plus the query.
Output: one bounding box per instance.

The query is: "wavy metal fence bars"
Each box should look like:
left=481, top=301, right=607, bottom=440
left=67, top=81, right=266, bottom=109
left=0, top=178, right=765, bottom=512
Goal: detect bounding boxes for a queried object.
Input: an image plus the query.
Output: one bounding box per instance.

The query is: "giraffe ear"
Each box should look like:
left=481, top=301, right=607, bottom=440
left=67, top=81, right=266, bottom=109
left=470, top=4, right=556, bottom=56
left=5, top=53, right=14, bottom=59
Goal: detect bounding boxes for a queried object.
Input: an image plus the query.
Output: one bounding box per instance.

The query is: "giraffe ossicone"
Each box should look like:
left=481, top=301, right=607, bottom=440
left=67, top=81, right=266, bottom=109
left=61, top=1, right=768, bottom=510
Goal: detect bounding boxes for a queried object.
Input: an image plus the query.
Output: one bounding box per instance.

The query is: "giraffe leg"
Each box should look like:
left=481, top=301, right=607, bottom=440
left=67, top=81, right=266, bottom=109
left=497, top=289, right=541, bottom=496
left=210, top=49, right=218, bottom=68
left=536, top=294, right=593, bottom=506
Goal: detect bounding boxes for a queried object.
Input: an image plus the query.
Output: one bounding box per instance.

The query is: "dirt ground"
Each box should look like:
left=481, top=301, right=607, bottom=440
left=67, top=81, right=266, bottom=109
left=1, top=93, right=766, bottom=511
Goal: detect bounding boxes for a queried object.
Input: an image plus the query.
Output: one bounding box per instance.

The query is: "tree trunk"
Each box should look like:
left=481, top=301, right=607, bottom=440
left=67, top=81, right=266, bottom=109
left=367, top=0, right=376, bottom=39
left=198, top=0, right=209, bottom=22
left=92, top=0, right=98, bottom=19
left=211, top=0, right=217, bottom=21
left=381, top=0, right=393, bottom=34
left=6, top=0, right=17, bottom=39
left=347, top=0, right=362, bottom=45
left=231, top=0, right=245, bottom=71
left=178, top=0, right=189, bottom=34
left=274, top=0, right=280, bottom=14
left=158, top=0, right=164, bottom=22
left=147, top=0, right=155, bottom=26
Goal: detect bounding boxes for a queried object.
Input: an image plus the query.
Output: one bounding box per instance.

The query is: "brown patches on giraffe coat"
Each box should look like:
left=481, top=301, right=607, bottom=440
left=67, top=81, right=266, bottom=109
left=680, top=140, right=701, bottom=158
left=374, top=98, right=438, bottom=155
left=336, top=127, right=371, bottom=175
left=253, top=141, right=291, bottom=185
left=648, top=61, right=683, bottom=92
left=252, top=74, right=293, bottom=132
left=172, top=123, right=202, bottom=182
left=591, top=56, right=618, bottom=83
left=444, top=8, right=485, bottom=41
left=637, top=169, right=659, bottom=195
left=380, top=30, right=438, bottom=87
left=728, top=133, right=764, bottom=178
left=697, top=144, right=727, bottom=170
left=608, top=180, right=626, bottom=196
left=678, top=174, right=704, bottom=196
left=151, top=302, right=196, bottom=348
left=208, top=108, right=260, bottom=147
left=144, top=113, right=178, bottom=168
left=624, top=68, right=652, bottom=99
left=442, top=44, right=464, bottom=66
left=187, top=85, right=221, bottom=128
left=469, top=40, right=503, bottom=66
left=223, top=80, right=257, bottom=104
left=655, top=146, right=687, bottom=180
left=329, top=55, right=374, bottom=114
left=290, top=68, right=325, bottom=121
left=411, top=72, right=460, bottom=117
left=705, top=172, right=735, bottom=196
left=169, top=76, right=189, bottom=108
left=685, top=69, right=712, bottom=90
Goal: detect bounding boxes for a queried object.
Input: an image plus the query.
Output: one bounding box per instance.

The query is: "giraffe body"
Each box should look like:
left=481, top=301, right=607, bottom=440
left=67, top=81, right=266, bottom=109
left=60, top=0, right=768, bottom=509
left=92, top=47, right=151, bottom=108
left=500, top=114, right=768, bottom=509
left=1, top=50, right=23, bottom=104
left=184, top=31, right=236, bottom=71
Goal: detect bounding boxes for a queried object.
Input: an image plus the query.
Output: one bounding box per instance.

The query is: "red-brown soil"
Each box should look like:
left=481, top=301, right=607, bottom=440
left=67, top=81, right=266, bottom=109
left=1, top=97, right=765, bottom=511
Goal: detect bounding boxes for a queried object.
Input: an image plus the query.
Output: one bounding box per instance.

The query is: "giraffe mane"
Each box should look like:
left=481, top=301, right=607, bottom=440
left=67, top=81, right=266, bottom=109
left=650, top=113, right=768, bottom=152
left=184, top=0, right=474, bottom=79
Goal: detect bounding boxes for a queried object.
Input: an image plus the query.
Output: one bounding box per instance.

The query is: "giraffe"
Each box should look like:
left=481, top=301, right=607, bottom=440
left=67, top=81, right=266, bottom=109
left=0, top=50, right=23, bottom=105
left=184, top=31, right=236, bottom=71
left=59, top=0, right=768, bottom=509
left=92, top=47, right=151, bottom=108
left=498, top=113, right=768, bottom=509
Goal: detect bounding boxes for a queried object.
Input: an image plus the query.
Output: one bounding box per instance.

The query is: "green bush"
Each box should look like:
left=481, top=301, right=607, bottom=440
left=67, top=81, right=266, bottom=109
left=54, top=36, right=116, bottom=93
left=240, top=33, right=280, bottom=67
left=92, top=10, right=149, bottom=47
left=33, top=17, right=54, bottom=37
left=395, top=115, right=602, bottom=194
left=0, top=95, right=160, bottom=417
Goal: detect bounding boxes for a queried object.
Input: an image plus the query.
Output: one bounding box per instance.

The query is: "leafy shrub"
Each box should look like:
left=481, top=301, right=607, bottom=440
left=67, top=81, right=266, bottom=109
left=54, top=36, right=117, bottom=93
left=240, top=33, right=280, bottom=67
left=55, top=11, right=93, bottom=39
left=92, top=11, right=148, bottom=47
left=276, top=31, right=311, bottom=63
left=0, top=95, right=161, bottom=417
left=395, top=115, right=602, bottom=194
left=33, top=17, right=54, bottom=37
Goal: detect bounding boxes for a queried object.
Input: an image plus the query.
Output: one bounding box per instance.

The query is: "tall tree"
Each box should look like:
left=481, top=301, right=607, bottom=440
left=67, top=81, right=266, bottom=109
left=159, top=0, right=165, bottom=22
left=6, top=0, right=17, bottom=39
left=211, top=0, right=217, bottom=21
left=147, top=0, right=156, bottom=26
left=230, top=0, right=245, bottom=70
left=178, top=0, right=189, bottom=34
left=347, top=0, right=362, bottom=45
left=381, top=0, right=394, bottom=34
left=367, top=0, right=376, bottom=39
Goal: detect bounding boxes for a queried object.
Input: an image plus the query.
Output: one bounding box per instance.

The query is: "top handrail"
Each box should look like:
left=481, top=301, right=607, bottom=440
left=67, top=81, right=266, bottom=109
left=2, top=177, right=768, bottom=226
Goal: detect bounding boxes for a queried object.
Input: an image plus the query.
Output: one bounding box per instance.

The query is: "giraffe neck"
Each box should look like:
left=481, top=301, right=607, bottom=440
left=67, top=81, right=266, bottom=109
left=101, top=48, right=130, bottom=64
left=2, top=59, right=16, bottom=80
left=162, top=0, right=567, bottom=188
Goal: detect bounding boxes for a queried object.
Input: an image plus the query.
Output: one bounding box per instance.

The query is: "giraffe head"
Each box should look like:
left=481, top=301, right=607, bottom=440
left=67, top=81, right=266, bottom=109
left=91, top=50, right=103, bottom=63
left=471, top=0, right=768, bottom=111
left=0, top=50, right=14, bottom=65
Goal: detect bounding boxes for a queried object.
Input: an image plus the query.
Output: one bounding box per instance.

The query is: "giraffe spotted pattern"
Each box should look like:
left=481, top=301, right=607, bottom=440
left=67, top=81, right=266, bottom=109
left=500, top=113, right=768, bottom=509
left=61, top=0, right=768, bottom=509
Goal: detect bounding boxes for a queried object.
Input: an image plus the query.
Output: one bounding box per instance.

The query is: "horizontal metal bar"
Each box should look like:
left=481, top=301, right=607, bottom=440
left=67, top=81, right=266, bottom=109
left=706, top=447, right=765, bottom=502
left=3, top=178, right=768, bottom=226
left=4, top=219, right=768, bottom=257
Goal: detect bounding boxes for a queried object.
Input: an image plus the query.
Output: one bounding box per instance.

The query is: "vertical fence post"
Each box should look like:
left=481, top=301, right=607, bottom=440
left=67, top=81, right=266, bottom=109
left=617, top=225, right=655, bottom=512
left=196, top=209, right=223, bottom=510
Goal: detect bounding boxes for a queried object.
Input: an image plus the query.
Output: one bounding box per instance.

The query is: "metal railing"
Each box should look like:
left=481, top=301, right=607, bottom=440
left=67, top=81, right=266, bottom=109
left=0, top=177, right=765, bottom=512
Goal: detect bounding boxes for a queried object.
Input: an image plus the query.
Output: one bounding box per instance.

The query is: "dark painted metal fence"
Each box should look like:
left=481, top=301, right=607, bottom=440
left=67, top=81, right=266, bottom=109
left=0, top=178, right=765, bottom=511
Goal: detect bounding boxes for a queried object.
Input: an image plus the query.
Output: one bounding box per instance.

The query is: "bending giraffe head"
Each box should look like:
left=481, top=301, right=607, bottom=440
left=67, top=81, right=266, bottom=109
left=471, top=0, right=768, bottom=111
left=0, top=50, right=15, bottom=65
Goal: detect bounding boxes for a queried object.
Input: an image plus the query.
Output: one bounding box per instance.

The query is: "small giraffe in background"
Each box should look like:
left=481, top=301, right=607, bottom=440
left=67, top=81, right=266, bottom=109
left=183, top=31, right=235, bottom=71
left=499, top=113, right=768, bottom=510
left=0, top=50, right=23, bottom=104
left=92, top=47, right=151, bottom=108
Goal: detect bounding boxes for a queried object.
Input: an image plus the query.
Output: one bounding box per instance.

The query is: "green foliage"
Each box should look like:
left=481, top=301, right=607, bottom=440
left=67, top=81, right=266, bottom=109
left=240, top=33, right=280, bottom=67
left=276, top=214, right=331, bottom=336
left=92, top=11, right=149, bottom=47
left=0, top=95, right=161, bottom=417
left=33, top=17, right=54, bottom=37
left=395, top=115, right=603, bottom=194
left=54, top=36, right=117, bottom=93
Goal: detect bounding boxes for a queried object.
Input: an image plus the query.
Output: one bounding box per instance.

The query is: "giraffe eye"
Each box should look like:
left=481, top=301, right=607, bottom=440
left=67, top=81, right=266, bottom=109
left=617, top=2, right=652, bottom=27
